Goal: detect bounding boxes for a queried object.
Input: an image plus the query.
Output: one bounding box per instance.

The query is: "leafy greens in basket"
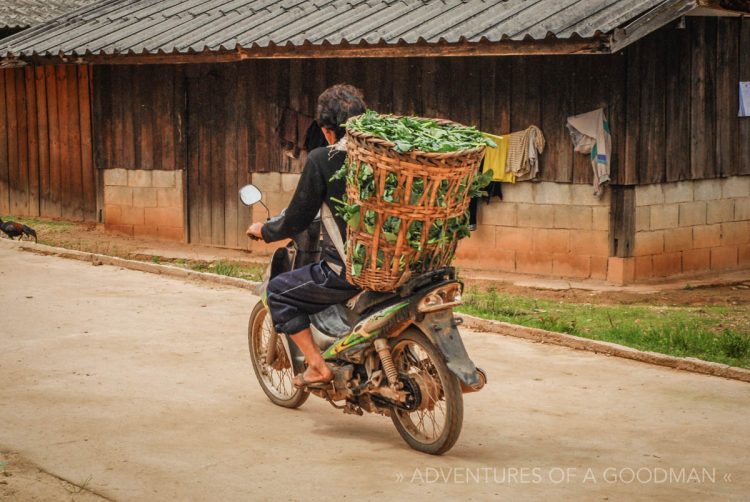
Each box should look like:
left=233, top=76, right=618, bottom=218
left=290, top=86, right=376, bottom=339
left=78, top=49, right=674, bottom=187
left=346, top=110, right=496, bottom=153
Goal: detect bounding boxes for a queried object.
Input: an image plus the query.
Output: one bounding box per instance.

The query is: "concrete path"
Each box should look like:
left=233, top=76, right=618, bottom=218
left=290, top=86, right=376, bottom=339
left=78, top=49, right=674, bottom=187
left=0, top=246, right=748, bottom=501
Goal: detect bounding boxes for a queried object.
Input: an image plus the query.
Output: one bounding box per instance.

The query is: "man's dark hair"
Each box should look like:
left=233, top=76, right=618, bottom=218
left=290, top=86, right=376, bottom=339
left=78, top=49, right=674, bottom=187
left=316, top=84, right=366, bottom=140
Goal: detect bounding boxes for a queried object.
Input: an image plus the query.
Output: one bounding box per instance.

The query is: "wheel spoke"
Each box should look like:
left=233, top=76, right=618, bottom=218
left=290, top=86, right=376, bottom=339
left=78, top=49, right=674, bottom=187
left=252, top=308, right=299, bottom=401
left=392, top=338, right=451, bottom=443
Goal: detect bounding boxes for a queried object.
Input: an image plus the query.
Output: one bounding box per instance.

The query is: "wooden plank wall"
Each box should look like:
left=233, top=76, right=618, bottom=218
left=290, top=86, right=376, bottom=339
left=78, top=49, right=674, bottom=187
left=0, top=65, right=95, bottom=221
left=92, top=65, right=185, bottom=171
left=621, top=16, right=750, bottom=184
left=75, top=16, right=749, bottom=247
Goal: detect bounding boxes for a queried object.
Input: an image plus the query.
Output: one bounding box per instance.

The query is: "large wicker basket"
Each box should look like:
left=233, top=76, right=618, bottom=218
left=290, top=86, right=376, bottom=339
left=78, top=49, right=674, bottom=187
left=344, top=117, right=486, bottom=292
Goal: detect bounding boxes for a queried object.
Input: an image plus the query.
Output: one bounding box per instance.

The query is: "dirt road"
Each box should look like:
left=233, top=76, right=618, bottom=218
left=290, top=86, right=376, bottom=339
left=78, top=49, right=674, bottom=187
left=1, top=245, right=748, bottom=501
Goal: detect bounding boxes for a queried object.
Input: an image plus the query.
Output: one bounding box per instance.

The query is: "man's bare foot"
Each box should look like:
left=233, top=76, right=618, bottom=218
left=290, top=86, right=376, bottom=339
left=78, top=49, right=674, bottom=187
left=293, top=365, right=334, bottom=388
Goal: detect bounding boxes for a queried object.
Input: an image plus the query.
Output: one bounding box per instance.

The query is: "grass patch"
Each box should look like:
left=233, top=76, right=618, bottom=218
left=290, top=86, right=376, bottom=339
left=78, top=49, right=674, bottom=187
left=186, top=260, right=263, bottom=281
left=458, top=287, right=750, bottom=369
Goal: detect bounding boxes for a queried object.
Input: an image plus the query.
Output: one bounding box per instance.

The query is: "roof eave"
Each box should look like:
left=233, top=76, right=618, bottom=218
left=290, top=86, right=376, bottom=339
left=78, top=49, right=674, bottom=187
left=4, top=36, right=613, bottom=65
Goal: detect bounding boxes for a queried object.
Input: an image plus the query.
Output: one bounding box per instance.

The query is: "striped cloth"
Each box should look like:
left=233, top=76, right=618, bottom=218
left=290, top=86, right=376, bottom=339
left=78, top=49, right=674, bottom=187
left=506, top=125, right=545, bottom=181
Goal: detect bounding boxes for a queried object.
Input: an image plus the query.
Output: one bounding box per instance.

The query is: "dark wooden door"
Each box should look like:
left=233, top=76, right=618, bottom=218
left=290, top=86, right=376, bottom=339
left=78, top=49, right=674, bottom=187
left=185, top=64, right=251, bottom=248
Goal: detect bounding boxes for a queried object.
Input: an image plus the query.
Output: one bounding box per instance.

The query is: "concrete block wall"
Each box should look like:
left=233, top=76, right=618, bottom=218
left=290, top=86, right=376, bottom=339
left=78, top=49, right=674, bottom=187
left=454, top=182, right=611, bottom=279
left=103, top=169, right=184, bottom=241
left=633, top=176, right=750, bottom=280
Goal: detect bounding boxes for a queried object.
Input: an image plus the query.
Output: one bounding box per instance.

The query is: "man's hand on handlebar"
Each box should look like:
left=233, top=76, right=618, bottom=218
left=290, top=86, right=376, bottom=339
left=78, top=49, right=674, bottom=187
left=246, top=222, right=264, bottom=240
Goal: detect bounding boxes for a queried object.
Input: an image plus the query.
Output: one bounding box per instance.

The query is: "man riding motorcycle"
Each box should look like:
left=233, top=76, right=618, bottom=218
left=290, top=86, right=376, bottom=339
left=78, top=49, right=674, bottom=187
left=246, top=84, right=365, bottom=388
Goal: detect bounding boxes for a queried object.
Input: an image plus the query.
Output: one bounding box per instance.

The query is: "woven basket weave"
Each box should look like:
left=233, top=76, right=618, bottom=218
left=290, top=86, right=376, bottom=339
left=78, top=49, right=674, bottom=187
left=343, top=117, right=486, bottom=291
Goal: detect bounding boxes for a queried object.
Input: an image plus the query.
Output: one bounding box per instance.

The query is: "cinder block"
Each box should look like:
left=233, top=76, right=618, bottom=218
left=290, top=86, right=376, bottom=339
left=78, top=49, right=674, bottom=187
left=105, top=186, right=132, bottom=206
left=456, top=248, right=515, bottom=272
left=721, top=176, right=750, bottom=199
left=144, top=207, right=183, bottom=227
left=592, top=206, right=609, bottom=231
left=570, top=184, right=609, bottom=206
left=252, top=172, right=282, bottom=193
left=607, top=257, right=635, bottom=285
left=132, top=187, right=158, bottom=208
left=515, top=252, right=553, bottom=275
left=553, top=205, right=592, bottom=230
left=281, top=173, right=302, bottom=193
left=105, top=223, right=134, bottom=236
left=569, top=230, right=609, bottom=257
left=104, top=205, right=122, bottom=225
left=710, top=246, right=739, bottom=270
left=157, top=187, right=183, bottom=208
left=265, top=192, right=294, bottom=217
left=663, top=181, right=694, bottom=204
left=721, top=221, right=750, bottom=246
left=120, top=206, right=145, bottom=225
left=693, top=178, right=722, bottom=201
left=157, top=226, right=185, bottom=242
left=634, top=255, right=653, bottom=280
left=739, top=245, right=750, bottom=267
left=128, top=170, right=153, bottom=188
left=533, top=183, right=571, bottom=205
left=500, top=182, right=533, bottom=203
left=517, top=203, right=554, bottom=228
left=635, top=206, right=650, bottom=232
left=133, top=225, right=159, bottom=238
left=633, top=230, right=664, bottom=256
left=103, top=168, right=128, bottom=186
left=480, top=201, right=518, bottom=226
left=650, top=204, right=678, bottom=230
left=678, top=201, right=706, bottom=227
left=635, top=184, right=664, bottom=206
left=151, top=170, right=177, bottom=188
left=495, top=226, right=534, bottom=253
left=706, top=199, right=734, bottom=224
left=652, top=252, right=682, bottom=277
left=664, top=227, right=693, bottom=253
left=682, top=248, right=710, bottom=273
left=552, top=253, right=590, bottom=278
left=692, top=224, right=722, bottom=248
left=533, top=228, right=569, bottom=254
left=590, top=256, right=608, bottom=280
left=455, top=225, right=496, bottom=257
left=734, top=197, right=750, bottom=221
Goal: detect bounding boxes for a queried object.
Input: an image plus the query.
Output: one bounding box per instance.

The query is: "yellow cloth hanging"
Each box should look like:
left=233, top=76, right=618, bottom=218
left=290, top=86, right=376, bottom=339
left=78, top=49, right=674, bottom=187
left=482, top=133, right=515, bottom=183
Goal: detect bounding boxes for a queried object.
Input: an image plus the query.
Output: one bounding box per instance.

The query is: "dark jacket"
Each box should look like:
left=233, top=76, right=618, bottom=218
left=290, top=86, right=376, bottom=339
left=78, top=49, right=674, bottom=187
left=261, top=146, right=347, bottom=266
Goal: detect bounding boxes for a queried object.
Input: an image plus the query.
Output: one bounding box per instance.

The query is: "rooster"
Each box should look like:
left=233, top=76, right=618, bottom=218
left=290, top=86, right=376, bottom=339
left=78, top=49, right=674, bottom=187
left=0, top=218, right=37, bottom=242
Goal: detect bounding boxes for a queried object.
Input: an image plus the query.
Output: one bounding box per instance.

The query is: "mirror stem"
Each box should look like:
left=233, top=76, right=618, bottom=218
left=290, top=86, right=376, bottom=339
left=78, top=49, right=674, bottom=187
left=258, top=200, right=271, bottom=221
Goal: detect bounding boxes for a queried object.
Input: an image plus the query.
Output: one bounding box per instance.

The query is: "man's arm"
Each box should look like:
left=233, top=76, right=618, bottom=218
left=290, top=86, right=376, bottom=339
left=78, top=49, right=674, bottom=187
left=258, top=155, right=326, bottom=243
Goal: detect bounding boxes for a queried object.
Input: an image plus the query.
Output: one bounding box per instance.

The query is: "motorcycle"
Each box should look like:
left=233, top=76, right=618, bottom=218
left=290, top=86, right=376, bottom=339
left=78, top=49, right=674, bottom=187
left=240, top=184, right=486, bottom=455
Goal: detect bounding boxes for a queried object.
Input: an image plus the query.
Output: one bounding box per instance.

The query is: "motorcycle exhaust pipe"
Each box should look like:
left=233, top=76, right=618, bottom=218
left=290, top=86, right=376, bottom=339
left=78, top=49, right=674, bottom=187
left=460, top=367, right=487, bottom=393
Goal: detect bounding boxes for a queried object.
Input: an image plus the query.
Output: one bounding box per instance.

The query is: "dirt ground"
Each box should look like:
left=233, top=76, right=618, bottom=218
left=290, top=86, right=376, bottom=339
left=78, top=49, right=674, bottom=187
left=8, top=217, right=750, bottom=308
left=1, top=245, right=749, bottom=501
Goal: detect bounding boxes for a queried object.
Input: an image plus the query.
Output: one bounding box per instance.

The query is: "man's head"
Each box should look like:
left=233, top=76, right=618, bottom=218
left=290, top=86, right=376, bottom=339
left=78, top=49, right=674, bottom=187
left=316, top=84, right=366, bottom=143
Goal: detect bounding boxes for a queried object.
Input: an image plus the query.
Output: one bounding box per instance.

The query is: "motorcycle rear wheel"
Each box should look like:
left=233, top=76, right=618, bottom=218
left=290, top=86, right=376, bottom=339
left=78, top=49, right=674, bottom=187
left=389, top=328, right=463, bottom=455
left=248, top=301, right=309, bottom=408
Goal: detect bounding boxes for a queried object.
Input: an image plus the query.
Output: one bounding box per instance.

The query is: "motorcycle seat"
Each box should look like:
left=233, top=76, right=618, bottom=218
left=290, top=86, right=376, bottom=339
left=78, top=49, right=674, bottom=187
left=347, top=290, right=398, bottom=316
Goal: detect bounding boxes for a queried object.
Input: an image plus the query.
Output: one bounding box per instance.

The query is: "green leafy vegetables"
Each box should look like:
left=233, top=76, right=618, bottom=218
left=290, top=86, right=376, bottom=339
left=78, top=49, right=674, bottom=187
left=334, top=112, right=496, bottom=278
left=346, top=110, right=496, bottom=153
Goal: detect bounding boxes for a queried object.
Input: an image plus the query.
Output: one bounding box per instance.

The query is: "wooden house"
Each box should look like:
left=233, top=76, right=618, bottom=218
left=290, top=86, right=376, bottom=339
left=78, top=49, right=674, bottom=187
left=1, top=0, right=749, bottom=284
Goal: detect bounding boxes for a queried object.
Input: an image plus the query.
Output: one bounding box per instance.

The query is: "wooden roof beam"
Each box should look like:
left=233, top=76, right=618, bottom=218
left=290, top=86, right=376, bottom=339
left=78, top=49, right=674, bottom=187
left=10, top=37, right=611, bottom=66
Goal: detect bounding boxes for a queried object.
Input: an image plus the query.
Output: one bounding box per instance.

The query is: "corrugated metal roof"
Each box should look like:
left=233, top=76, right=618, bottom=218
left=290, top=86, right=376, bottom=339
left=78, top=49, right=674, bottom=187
left=0, top=0, right=691, bottom=57
left=0, top=1, right=100, bottom=29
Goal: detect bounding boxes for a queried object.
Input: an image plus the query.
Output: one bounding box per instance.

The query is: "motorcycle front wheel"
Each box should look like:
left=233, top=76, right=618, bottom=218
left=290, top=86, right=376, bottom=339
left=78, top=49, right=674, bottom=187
left=389, top=328, right=463, bottom=455
left=248, top=301, right=309, bottom=408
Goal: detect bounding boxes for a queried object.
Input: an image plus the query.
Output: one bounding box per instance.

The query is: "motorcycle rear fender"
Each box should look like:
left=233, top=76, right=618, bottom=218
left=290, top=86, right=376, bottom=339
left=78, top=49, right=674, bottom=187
left=412, top=308, right=482, bottom=388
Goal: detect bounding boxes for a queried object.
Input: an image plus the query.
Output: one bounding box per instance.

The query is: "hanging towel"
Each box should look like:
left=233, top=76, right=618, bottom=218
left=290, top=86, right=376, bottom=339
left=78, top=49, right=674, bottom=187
left=507, top=125, right=545, bottom=181
left=481, top=133, right=515, bottom=183
left=566, top=108, right=612, bottom=197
